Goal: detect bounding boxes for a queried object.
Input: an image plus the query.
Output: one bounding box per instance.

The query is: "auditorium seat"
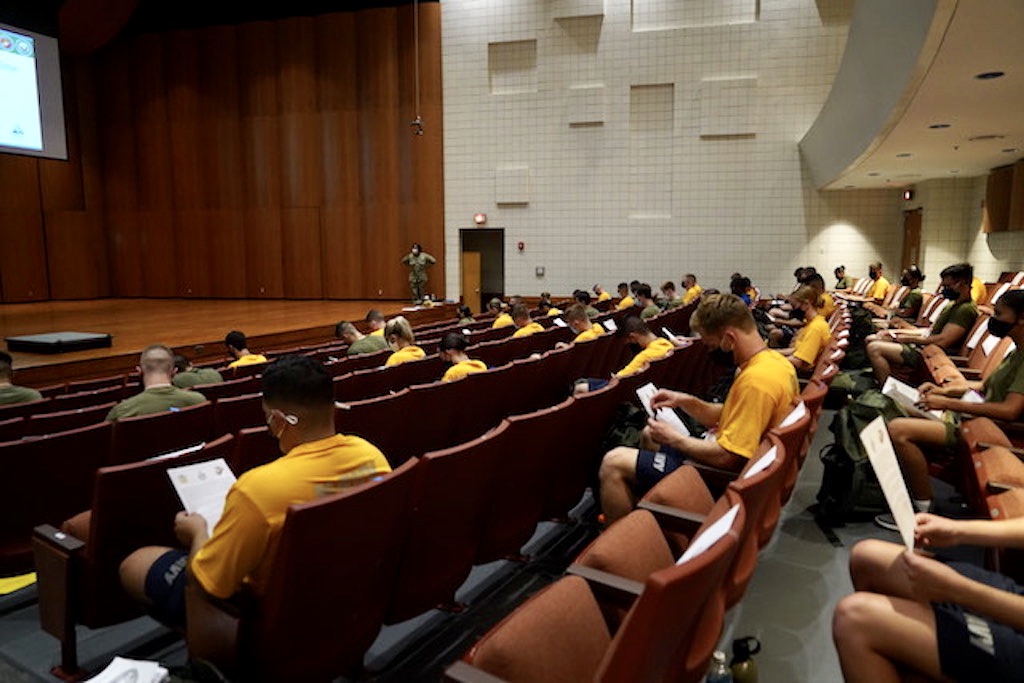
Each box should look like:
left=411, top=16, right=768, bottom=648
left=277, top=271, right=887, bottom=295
left=109, top=401, right=214, bottom=464
left=227, top=426, right=281, bottom=475
left=335, top=389, right=414, bottom=467
left=192, top=375, right=259, bottom=402
left=22, top=401, right=116, bottom=437
left=1, top=422, right=113, bottom=576
left=185, top=458, right=419, bottom=682
left=333, top=367, right=390, bottom=403
left=32, top=434, right=235, bottom=678
left=0, top=416, right=25, bottom=442
left=225, top=361, right=268, bottom=379
left=65, top=374, right=126, bottom=394
left=0, top=396, right=53, bottom=421
left=450, top=497, right=742, bottom=683
left=212, top=392, right=265, bottom=437
left=385, top=424, right=508, bottom=624
left=52, top=384, right=126, bottom=411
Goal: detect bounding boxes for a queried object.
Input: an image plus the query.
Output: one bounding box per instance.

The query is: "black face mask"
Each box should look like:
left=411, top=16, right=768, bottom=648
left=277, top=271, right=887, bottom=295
left=988, top=317, right=1015, bottom=338
left=900, top=277, right=911, bottom=287
left=709, top=348, right=734, bottom=366
left=627, top=342, right=642, bottom=355
left=942, top=287, right=959, bottom=300
left=790, top=308, right=806, bottom=321
left=869, top=271, right=879, bottom=280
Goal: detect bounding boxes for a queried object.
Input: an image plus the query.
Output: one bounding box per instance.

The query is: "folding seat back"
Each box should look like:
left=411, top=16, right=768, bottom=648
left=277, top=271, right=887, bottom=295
left=773, top=400, right=813, bottom=504
left=385, top=423, right=509, bottom=624
left=225, top=361, right=267, bottom=379
left=0, top=396, right=52, bottom=421
left=334, top=366, right=391, bottom=403
left=639, top=464, right=717, bottom=557
left=0, top=415, right=25, bottom=441
left=23, top=401, right=115, bottom=437
left=800, top=379, right=829, bottom=445
left=192, top=375, right=259, bottom=402
left=335, top=389, right=415, bottom=467
left=212, top=391, right=265, bottom=436
left=343, top=347, right=394, bottom=372
left=110, top=401, right=214, bottom=464
left=187, top=459, right=419, bottom=682
left=475, top=398, right=575, bottom=564
left=469, top=335, right=520, bottom=369
left=381, top=354, right=449, bottom=393
left=66, top=374, right=126, bottom=394
left=228, top=426, right=282, bottom=475
left=1, top=422, right=112, bottom=575
left=52, top=384, right=125, bottom=411
left=403, top=379, right=469, bottom=456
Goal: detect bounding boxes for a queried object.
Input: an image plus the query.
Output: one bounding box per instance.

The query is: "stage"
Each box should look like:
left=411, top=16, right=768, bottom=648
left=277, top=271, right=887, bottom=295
left=0, top=299, right=456, bottom=387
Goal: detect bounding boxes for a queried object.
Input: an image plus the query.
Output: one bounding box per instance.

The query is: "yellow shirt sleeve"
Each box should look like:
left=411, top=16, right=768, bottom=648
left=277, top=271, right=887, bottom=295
left=191, top=488, right=270, bottom=599
left=682, top=285, right=703, bottom=305
left=715, top=352, right=798, bottom=459
left=616, top=296, right=635, bottom=311
left=615, top=338, right=673, bottom=378
left=792, top=316, right=831, bottom=366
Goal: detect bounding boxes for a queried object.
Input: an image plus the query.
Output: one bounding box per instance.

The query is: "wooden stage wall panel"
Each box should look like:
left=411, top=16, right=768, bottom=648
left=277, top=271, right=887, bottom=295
left=0, top=4, right=444, bottom=305
left=0, top=299, right=457, bottom=387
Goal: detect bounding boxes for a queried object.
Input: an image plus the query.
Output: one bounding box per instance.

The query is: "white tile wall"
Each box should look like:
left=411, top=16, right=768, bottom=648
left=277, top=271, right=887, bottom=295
left=440, top=0, right=1023, bottom=301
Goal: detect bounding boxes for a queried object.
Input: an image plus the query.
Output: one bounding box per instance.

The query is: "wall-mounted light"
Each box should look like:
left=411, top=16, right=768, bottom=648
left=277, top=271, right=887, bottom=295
left=903, top=189, right=915, bottom=201
left=517, top=241, right=525, bottom=252
left=473, top=213, right=487, bottom=225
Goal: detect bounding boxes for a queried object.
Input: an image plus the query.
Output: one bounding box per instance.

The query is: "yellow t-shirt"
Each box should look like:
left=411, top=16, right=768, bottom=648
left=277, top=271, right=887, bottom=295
left=547, top=307, right=563, bottom=316
left=370, top=328, right=385, bottom=337
left=574, top=323, right=605, bottom=343
left=597, top=291, right=612, bottom=302
left=971, top=276, right=986, bottom=304
left=491, top=313, right=514, bottom=329
left=190, top=434, right=391, bottom=599
left=792, top=315, right=831, bottom=366
left=442, top=359, right=488, bottom=382
left=385, top=345, right=425, bottom=366
left=228, top=354, right=268, bottom=369
left=868, top=276, right=890, bottom=301
left=615, top=337, right=674, bottom=378
left=616, top=295, right=636, bottom=311
left=819, top=292, right=836, bottom=319
left=512, top=322, right=544, bottom=338
left=682, top=285, right=703, bottom=306
left=716, top=350, right=799, bottom=459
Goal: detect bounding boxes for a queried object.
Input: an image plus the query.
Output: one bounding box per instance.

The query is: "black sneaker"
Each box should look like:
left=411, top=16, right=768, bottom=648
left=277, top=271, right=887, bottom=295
left=874, top=513, right=899, bottom=531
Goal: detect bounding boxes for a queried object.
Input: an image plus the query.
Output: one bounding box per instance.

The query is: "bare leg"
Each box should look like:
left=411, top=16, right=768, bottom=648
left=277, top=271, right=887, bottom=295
left=598, top=447, right=640, bottom=523
left=867, top=340, right=905, bottom=384
left=888, top=418, right=948, bottom=501
left=120, top=545, right=177, bottom=605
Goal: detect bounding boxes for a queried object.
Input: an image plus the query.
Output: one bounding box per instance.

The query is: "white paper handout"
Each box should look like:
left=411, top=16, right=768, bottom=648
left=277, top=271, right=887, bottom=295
left=552, top=317, right=568, bottom=327
left=743, top=446, right=778, bottom=479
left=167, top=458, right=237, bottom=535
left=603, top=319, right=618, bottom=332
left=881, top=377, right=942, bottom=420
left=779, top=401, right=807, bottom=428
left=860, top=416, right=916, bottom=550
left=678, top=503, right=740, bottom=564
left=85, top=656, right=169, bottom=683
left=662, top=326, right=676, bottom=340
left=636, top=383, right=690, bottom=437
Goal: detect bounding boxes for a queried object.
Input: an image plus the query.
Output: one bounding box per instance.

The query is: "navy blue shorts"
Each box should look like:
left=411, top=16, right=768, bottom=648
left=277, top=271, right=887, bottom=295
left=143, top=548, right=189, bottom=628
left=933, top=561, right=1024, bottom=682
left=635, top=446, right=687, bottom=496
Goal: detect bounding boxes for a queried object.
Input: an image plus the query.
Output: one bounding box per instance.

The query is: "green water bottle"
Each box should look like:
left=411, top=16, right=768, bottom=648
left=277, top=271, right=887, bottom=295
left=730, top=636, right=760, bottom=683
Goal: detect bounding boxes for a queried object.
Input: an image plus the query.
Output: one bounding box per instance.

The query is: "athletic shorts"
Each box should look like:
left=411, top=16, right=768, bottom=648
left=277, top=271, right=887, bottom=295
left=635, top=446, right=687, bottom=496
left=900, top=343, right=923, bottom=367
left=933, top=561, right=1024, bottom=682
left=143, top=548, right=189, bottom=628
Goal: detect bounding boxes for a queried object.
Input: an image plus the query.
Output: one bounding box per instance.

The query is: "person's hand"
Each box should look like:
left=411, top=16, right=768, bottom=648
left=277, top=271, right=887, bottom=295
left=651, top=389, right=687, bottom=411
left=901, top=550, right=964, bottom=603
left=646, top=417, right=684, bottom=449
left=917, top=381, right=939, bottom=395
left=917, top=392, right=950, bottom=411
left=174, top=511, right=209, bottom=546
left=914, top=512, right=961, bottom=548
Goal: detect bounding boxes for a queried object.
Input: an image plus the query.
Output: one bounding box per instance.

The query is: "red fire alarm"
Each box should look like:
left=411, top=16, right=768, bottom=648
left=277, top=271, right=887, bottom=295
left=517, top=241, right=525, bottom=251
left=474, top=213, right=487, bottom=225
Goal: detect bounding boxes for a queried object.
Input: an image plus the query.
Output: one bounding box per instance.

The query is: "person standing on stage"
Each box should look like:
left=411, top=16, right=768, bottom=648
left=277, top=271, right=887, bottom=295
left=401, top=243, right=436, bottom=304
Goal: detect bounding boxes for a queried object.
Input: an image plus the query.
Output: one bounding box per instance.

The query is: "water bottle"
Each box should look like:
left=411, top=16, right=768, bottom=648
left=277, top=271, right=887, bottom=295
left=730, top=636, right=760, bottom=683
left=706, top=650, right=733, bottom=683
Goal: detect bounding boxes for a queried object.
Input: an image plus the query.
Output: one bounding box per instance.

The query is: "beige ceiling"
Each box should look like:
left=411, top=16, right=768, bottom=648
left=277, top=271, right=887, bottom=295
left=828, top=0, right=1024, bottom=189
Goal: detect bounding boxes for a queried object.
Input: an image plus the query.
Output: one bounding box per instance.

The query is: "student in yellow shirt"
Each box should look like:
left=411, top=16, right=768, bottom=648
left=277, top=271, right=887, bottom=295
left=593, top=284, right=612, bottom=302
left=365, top=309, right=387, bottom=336
left=867, top=261, right=891, bottom=302
left=225, top=330, right=268, bottom=368
left=559, top=304, right=605, bottom=345
left=510, top=304, right=544, bottom=338
left=615, top=282, right=635, bottom=311
left=777, top=285, right=831, bottom=374
left=439, top=333, right=488, bottom=382
left=613, top=316, right=675, bottom=378
left=681, top=273, right=703, bottom=306
left=383, top=316, right=426, bottom=366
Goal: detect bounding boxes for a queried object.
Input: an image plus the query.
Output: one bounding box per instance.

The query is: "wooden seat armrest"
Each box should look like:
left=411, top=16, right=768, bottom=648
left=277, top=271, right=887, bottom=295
left=636, top=501, right=707, bottom=537
left=685, top=461, right=740, bottom=493
left=184, top=573, right=243, bottom=675
left=977, top=442, right=1024, bottom=461
left=32, top=524, right=86, bottom=678
left=947, top=355, right=969, bottom=365
left=565, top=564, right=644, bottom=610
left=444, top=660, right=508, bottom=683
left=961, top=368, right=982, bottom=380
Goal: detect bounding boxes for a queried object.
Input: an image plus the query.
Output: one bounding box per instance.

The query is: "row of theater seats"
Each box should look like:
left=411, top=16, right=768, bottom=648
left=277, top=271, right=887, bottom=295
left=31, top=342, right=716, bottom=680
left=0, top=304, right=706, bottom=574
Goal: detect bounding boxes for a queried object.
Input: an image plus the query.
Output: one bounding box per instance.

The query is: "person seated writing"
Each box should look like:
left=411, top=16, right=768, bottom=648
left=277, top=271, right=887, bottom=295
left=172, top=355, right=224, bottom=389
left=833, top=512, right=1024, bottom=683
left=776, top=285, right=831, bottom=374
left=224, top=331, right=268, bottom=369
left=118, top=355, right=391, bottom=630
left=636, top=283, right=661, bottom=320
left=874, top=288, right=1024, bottom=529
left=597, top=295, right=798, bottom=522
left=383, top=316, right=425, bottom=366
left=562, top=304, right=605, bottom=345
left=335, top=321, right=389, bottom=356
left=866, top=263, right=979, bottom=384
left=439, top=333, right=487, bottom=382
left=365, top=309, right=387, bottom=336
left=107, top=345, right=207, bottom=421
left=510, top=304, right=544, bottom=338
left=615, top=282, right=635, bottom=311
left=681, top=273, right=703, bottom=306
left=593, top=284, right=612, bottom=303
left=873, top=265, right=925, bottom=326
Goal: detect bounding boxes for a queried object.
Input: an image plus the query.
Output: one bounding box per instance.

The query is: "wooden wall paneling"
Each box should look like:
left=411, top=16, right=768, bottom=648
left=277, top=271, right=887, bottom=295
left=38, top=60, right=85, bottom=212
left=984, top=165, right=1014, bottom=233
left=208, top=210, right=248, bottom=297
left=106, top=211, right=145, bottom=295
left=278, top=17, right=323, bottom=212
left=282, top=208, right=324, bottom=298
left=0, top=154, right=41, bottom=212
left=138, top=211, right=177, bottom=297
left=164, top=30, right=205, bottom=211
left=131, top=34, right=174, bottom=212
left=94, top=45, right=138, bottom=212
left=44, top=211, right=108, bottom=299
left=317, top=13, right=365, bottom=298
left=174, top=210, right=212, bottom=296
left=244, top=209, right=285, bottom=298
left=0, top=209, right=49, bottom=302
left=357, top=8, right=403, bottom=299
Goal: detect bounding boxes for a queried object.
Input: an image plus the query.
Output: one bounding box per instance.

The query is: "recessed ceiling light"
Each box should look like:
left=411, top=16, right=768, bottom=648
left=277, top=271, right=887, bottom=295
left=975, top=71, right=1005, bottom=80
left=1003, top=148, right=1020, bottom=153
left=950, top=169, right=960, bottom=174
left=968, top=134, right=1006, bottom=142
left=844, top=185, right=855, bottom=189
left=867, top=172, right=881, bottom=176
left=928, top=123, right=951, bottom=129
left=896, top=153, right=913, bottom=158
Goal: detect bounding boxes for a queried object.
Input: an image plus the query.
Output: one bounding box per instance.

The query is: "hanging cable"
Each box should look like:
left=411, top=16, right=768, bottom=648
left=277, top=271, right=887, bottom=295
left=410, top=0, right=424, bottom=135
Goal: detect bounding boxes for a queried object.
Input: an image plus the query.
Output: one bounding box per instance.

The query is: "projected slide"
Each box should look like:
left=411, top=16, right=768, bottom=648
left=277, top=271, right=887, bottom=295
left=0, top=28, right=42, bottom=151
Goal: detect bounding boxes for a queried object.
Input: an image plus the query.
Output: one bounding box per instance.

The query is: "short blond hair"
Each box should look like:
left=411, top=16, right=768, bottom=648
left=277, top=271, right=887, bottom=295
left=790, top=284, right=822, bottom=309
left=690, top=294, right=755, bottom=335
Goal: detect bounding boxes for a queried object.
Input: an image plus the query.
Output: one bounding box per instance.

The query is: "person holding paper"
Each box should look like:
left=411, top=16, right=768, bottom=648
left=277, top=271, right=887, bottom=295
left=510, top=304, right=544, bottom=338
left=866, top=263, right=979, bottom=384
left=559, top=304, right=604, bottom=345
left=615, top=282, right=636, bottom=311
left=877, top=289, right=1024, bottom=529
left=776, top=285, right=831, bottom=374
left=833, top=513, right=1024, bottom=683
left=598, top=294, right=798, bottom=523
left=118, top=355, right=391, bottom=629
left=439, top=333, right=487, bottom=382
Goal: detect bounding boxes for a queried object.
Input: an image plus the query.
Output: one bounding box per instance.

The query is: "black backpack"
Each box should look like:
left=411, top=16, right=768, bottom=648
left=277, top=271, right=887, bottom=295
left=839, top=305, right=876, bottom=370
left=815, top=390, right=906, bottom=526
